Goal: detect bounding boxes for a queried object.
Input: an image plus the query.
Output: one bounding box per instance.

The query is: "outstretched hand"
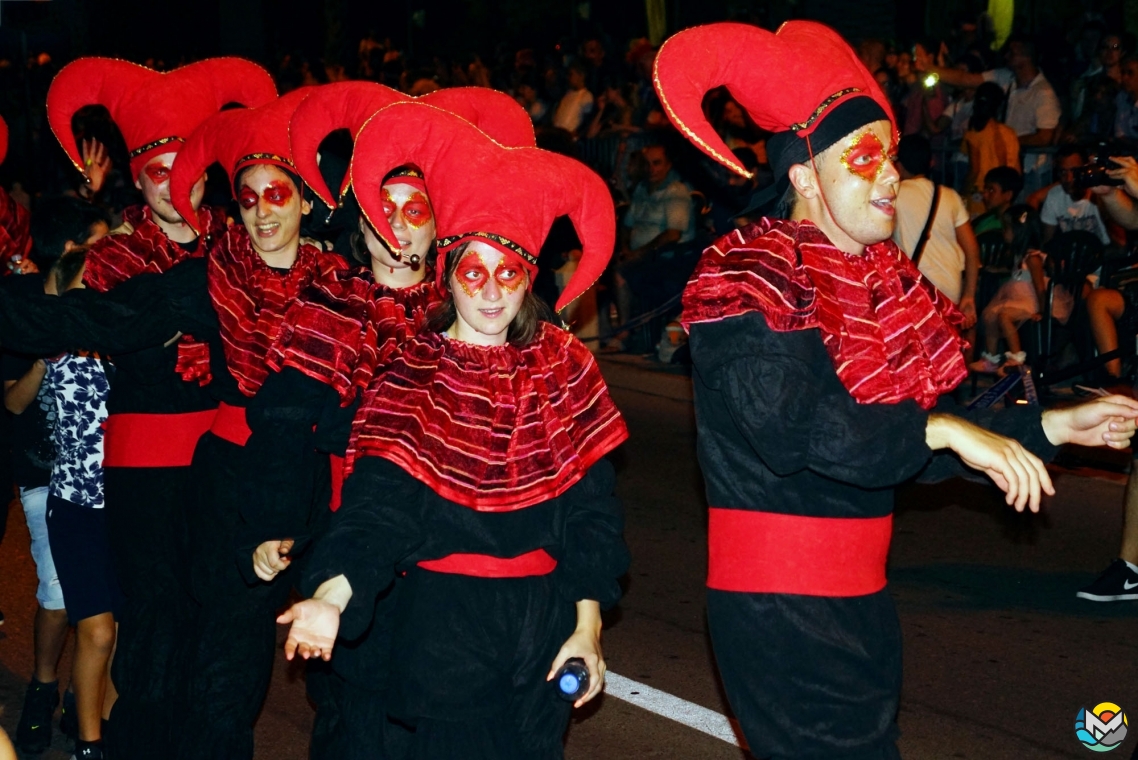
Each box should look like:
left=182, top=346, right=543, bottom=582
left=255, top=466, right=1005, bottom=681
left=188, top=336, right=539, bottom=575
left=80, top=138, right=111, bottom=195
left=1042, top=395, right=1138, bottom=450
left=278, top=599, right=340, bottom=662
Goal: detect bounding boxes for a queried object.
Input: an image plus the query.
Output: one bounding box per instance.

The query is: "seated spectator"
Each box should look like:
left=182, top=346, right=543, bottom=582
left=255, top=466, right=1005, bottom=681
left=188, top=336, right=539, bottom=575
left=893, top=135, right=980, bottom=327
left=973, top=166, right=1024, bottom=235
left=514, top=78, right=549, bottom=125
left=1115, top=54, right=1138, bottom=139
left=551, top=62, right=595, bottom=136
left=708, top=89, right=765, bottom=153
left=970, top=205, right=1072, bottom=373
left=961, top=82, right=1020, bottom=214
left=610, top=144, right=695, bottom=348
left=705, top=147, right=761, bottom=237
left=1073, top=72, right=1122, bottom=142
left=586, top=81, right=636, bottom=139
left=1042, top=144, right=1112, bottom=245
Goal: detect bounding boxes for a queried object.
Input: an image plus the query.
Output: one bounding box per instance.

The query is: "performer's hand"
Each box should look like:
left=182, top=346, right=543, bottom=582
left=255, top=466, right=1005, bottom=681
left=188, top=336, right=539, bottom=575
left=927, top=414, right=1054, bottom=513
left=1042, top=395, right=1138, bottom=449
left=252, top=538, right=294, bottom=582
left=547, top=600, right=605, bottom=708
left=278, top=599, right=340, bottom=662
left=80, top=138, right=111, bottom=195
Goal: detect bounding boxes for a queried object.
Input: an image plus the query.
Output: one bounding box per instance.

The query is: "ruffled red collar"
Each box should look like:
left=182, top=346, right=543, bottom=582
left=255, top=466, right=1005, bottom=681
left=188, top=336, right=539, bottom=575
left=208, top=226, right=346, bottom=396
left=83, top=204, right=228, bottom=292
left=682, top=218, right=967, bottom=409
left=346, top=323, right=628, bottom=511
left=266, top=272, right=441, bottom=405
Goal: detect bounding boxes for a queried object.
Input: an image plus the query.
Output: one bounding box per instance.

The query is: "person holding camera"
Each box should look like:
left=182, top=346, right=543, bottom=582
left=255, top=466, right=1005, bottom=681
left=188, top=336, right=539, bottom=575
left=1041, top=144, right=1112, bottom=246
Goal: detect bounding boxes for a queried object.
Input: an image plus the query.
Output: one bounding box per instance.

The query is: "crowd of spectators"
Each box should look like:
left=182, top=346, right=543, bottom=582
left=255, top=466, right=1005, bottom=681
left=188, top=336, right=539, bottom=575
left=8, top=12, right=1138, bottom=363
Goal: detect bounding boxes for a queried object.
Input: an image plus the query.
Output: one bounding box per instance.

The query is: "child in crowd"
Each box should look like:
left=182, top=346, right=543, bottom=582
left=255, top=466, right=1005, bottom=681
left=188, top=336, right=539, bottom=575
left=970, top=205, right=1073, bottom=373
left=42, top=248, right=121, bottom=760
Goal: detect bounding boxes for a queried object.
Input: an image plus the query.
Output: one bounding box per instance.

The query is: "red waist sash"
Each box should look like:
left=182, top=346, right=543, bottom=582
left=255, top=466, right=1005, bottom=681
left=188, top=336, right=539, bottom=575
left=329, top=453, right=344, bottom=512
left=209, top=402, right=252, bottom=447
left=102, top=410, right=218, bottom=468
left=707, top=508, right=892, bottom=597
left=417, top=548, right=557, bottom=578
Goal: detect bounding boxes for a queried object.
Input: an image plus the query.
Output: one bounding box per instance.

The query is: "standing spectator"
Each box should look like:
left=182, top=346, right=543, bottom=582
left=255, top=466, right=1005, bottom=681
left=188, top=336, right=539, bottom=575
left=961, top=83, right=1020, bottom=214
left=551, top=63, right=595, bottom=136
left=893, top=135, right=980, bottom=327
left=917, top=36, right=1061, bottom=193
left=1073, top=32, right=1125, bottom=121
left=581, top=36, right=622, bottom=96
left=4, top=196, right=109, bottom=756
left=585, top=81, right=636, bottom=139
left=1041, top=144, right=1111, bottom=245
left=1114, top=55, right=1138, bottom=139
left=901, top=41, right=948, bottom=137
left=610, top=144, right=695, bottom=348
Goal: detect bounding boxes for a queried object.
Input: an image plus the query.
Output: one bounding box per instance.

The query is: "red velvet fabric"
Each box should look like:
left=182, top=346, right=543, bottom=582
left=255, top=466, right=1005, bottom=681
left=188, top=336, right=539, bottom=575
left=653, top=21, right=893, bottom=177
left=417, top=549, right=557, bottom=578
left=207, top=226, right=346, bottom=397
left=346, top=323, right=628, bottom=511
left=682, top=218, right=967, bottom=410
left=46, top=58, right=277, bottom=178
left=266, top=274, right=442, bottom=406
left=0, top=186, right=31, bottom=275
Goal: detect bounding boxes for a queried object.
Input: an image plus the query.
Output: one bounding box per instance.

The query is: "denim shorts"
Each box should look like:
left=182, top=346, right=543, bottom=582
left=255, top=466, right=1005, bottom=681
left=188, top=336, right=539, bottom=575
left=19, top=486, right=65, bottom=611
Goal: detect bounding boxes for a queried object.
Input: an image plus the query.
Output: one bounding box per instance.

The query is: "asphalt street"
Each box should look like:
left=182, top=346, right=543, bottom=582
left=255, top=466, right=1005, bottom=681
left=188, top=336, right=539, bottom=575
left=0, top=356, right=1136, bottom=759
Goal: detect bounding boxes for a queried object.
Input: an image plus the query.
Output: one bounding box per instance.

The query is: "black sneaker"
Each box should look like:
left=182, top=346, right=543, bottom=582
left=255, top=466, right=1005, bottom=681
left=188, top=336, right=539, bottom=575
left=60, top=688, right=78, bottom=740
left=15, top=678, right=59, bottom=754
left=72, top=739, right=104, bottom=760
left=1076, top=559, right=1138, bottom=602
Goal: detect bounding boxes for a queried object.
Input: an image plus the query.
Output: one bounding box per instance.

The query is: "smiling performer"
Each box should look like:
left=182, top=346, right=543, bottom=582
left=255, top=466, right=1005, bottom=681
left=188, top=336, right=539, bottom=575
left=244, top=84, right=537, bottom=760
left=653, top=22, right=1138, bottom=760
left=44, top=58, right=276, bottom=758
left=277, top=102, right=628, bottom=758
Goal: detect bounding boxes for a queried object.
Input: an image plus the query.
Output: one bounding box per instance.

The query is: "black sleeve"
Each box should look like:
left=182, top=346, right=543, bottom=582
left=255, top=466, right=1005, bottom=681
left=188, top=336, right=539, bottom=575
left=551, top=458, right=629, bottom=610
left=301, top=456, right=425, bottom=639
left=0, top=259, right=214, bottom=356
left=701, top=317, right=934, bottom=489
left=917, top=400, right=1060, bottom=483
left=1, top=350, right=34, bottom=383
left=234, top=368, right=345, bottom=584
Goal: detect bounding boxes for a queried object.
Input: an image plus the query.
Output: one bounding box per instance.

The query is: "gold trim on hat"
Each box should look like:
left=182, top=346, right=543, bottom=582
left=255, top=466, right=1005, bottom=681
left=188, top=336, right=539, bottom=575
left=129, top=135, right=185, bottom=158
left=437, top=231, right=537, bottom=266
left=789, top=88, right=861, bottom=133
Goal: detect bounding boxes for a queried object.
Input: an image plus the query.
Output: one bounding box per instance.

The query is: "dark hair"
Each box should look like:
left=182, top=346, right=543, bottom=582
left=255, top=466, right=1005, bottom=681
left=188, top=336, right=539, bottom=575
left=51, top=248, right=88, bottom=292
left=897, top=134, right=932, bottom=176
left=1002, top=204, right=1042, bottom=261
left=29, top=196, right=110, bottom=272
left=984, top=166, right=1023, bottom=196
left=425, top=242, right=553, bottom=346
left=732, top=147, right=760, bottom=174
left=348, top=216, right=438, bottom=270
left=969, top=81, right=1006, bottom=132
left=1005, top=34, right=1037, bottom=64
left=1056, top=143, right=1089, bottom=164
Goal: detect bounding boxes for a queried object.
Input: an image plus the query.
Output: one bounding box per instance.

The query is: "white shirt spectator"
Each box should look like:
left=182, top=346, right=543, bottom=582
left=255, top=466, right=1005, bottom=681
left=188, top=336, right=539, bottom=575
left=552, top=88, right=594, bottom=134
left=623, top=170, right=695, bottom=251
left=893, top=177, right=971, bottom=303
left=1040, top=184, right=1111, bottom=245
left=981, top=68, right=1061, bottom=138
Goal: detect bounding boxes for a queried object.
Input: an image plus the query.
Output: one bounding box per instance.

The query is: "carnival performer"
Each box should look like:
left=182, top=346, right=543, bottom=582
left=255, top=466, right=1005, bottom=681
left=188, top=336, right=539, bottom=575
left=29, top=58, right=275, bottom=758
left=243, top=82, right=537, bottom=760
left=0, top=88, right=344, bottom=760
left=0, top=115, right=31, bottom=275
left=278, top=102, right=628, bottom=759
left=652, top=22, right=1138, bottom=760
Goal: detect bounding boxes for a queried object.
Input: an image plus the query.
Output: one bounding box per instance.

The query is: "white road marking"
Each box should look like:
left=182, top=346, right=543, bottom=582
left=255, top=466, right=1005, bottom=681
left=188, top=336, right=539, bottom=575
left=605, top=672, right=745, bottom=748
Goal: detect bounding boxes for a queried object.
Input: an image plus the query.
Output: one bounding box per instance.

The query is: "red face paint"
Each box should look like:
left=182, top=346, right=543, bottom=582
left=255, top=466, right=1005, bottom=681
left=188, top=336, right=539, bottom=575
left=401, top=191, right=433, bottom=229
left=381, top=188, right=397, bottom=218
left=238, top=181, right=295, bottom=210
left=142, top=163, right=171, bottom=185
left=840, top=130, right=887, bottom=182
left=454, top=251, right=528, bottom=297
left=456, top=252, right=489, bottom=297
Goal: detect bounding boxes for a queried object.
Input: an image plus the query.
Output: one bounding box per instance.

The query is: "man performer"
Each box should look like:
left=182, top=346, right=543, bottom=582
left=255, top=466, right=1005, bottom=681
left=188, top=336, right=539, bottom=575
left=42, top=57, right=277, bottom=758
left=653, top=22, right=1138, bottom=759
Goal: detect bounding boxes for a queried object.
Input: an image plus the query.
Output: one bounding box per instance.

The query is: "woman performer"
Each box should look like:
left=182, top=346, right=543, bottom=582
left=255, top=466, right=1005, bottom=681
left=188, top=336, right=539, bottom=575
left=243, top=82, right=538, bottom=760
left=278, top=102, right=628, bottom=758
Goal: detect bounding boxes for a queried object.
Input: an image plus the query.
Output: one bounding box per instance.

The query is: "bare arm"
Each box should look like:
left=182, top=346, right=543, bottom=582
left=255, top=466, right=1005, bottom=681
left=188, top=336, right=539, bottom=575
left=1025, top=254, right=1048, bottom=305
left=955, top=220, right=980, bottom=328
left=3, top=361, right=46, bottom=414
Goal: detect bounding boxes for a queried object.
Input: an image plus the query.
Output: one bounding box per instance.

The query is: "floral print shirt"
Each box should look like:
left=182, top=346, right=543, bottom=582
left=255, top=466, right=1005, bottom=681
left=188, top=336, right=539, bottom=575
left=47, top=352, right=111, bottom=509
